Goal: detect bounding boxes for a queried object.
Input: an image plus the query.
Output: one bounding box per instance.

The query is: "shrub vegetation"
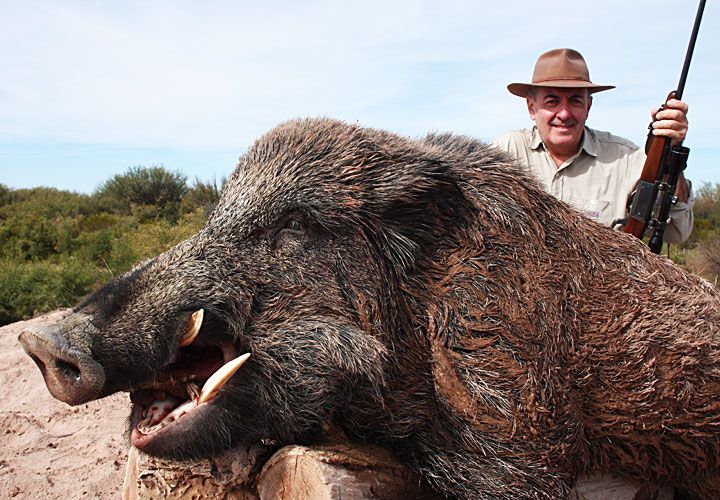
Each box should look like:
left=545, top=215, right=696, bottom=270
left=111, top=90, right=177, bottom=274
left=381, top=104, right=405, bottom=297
left=0, top=171, right=716, bottom=325
left=674, top=182, right=720, bottom=286
left=0, top=167, right=223, bottom=325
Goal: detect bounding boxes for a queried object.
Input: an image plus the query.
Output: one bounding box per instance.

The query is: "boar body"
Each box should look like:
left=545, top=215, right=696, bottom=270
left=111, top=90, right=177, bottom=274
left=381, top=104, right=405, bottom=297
left=20, top=118, right=720, bottom=498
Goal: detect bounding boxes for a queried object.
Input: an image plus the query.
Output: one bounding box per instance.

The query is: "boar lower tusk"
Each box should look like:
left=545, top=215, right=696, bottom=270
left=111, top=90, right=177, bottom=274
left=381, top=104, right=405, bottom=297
left=198, top=353, right=251, bottom=404
left=180, top=309, right=204, bottom=347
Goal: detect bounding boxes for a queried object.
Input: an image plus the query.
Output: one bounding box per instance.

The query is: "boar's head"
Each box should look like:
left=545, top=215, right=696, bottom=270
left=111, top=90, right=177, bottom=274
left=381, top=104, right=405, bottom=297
left=19, top=117, right=496, bottom=460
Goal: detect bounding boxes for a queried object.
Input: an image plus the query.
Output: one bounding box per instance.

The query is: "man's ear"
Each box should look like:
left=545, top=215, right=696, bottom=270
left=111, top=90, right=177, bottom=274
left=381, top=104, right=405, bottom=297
left=526, top=95, right=537, bottom=120
left=587, top=95, right=593, bottom=113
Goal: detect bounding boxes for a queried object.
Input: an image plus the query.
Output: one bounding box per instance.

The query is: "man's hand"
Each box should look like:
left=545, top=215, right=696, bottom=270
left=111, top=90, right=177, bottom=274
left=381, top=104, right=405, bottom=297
left=651, top=98, right=689, bottom=145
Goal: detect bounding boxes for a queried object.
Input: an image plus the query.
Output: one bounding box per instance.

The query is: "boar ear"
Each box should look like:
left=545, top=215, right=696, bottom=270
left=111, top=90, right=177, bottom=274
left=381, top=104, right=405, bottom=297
left=376, top=162, right=470, bottom=272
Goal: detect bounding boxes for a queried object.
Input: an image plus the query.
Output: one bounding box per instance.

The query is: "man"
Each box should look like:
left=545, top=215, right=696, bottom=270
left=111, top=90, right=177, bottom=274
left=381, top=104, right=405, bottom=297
left=493, top=48, right=693, bottom=243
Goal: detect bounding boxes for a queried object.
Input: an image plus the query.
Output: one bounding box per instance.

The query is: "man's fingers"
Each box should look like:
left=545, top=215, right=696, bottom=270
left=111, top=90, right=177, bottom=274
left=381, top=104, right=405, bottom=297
left=654, top=108, right=688, bottom=123
left=651, top=121, right=687, bottom=143
left=651, top=128, right=682, bottom=139
left=650, top=99, right=689, bottom=144
left=652, top=118, right=686, bottom=131
left=665, top=98, right=689, bottom=114
left=650, top=99, right=689, bottom=122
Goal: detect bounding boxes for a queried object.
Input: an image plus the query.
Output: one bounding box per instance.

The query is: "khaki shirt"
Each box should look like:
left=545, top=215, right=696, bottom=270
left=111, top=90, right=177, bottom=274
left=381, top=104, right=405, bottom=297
left=492, top=126, right=694, bottom=243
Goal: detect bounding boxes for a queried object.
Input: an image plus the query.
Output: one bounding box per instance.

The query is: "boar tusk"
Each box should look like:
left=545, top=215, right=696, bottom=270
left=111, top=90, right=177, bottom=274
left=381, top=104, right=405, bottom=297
left=180, top=309, right=204, bottom=347
left=198, top=353, right=251, bottom=404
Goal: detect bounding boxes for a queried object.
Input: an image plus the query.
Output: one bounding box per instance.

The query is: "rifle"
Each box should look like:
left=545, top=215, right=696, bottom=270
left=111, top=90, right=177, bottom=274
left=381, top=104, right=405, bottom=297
left=622, top=0, right=705, bottom=253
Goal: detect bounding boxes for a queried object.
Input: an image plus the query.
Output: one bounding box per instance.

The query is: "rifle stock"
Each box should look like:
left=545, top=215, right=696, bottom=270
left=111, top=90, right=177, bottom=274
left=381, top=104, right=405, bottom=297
left=623, top=94, right=674, bottom=239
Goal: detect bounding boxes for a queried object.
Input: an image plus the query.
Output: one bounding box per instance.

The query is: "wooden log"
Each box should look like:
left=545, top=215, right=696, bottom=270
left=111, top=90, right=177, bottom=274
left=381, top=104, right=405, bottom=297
left=256, top=444, right=440, bottom=499
left=122, top=443, right=439, bottom=499
left=123, top=443, right=675, bottom=499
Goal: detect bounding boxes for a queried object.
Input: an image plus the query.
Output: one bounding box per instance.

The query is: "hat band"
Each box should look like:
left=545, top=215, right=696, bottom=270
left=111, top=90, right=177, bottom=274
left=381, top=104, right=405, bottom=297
left=534, top=77, right=590, bottom=84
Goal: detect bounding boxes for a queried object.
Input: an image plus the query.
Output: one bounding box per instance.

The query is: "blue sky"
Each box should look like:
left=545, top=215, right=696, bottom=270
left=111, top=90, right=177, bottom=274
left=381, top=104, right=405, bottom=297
left=1, top=0, right=718, bottom=193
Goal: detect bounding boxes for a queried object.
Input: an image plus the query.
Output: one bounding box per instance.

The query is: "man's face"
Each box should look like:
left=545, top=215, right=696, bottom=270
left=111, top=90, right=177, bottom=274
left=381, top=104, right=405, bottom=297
left=527, top=87, right=592, bottom=157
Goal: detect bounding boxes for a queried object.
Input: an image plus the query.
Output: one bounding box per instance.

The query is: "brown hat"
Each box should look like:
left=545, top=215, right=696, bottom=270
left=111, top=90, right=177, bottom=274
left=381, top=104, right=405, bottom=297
left=507, top=48, right=615, bottom=98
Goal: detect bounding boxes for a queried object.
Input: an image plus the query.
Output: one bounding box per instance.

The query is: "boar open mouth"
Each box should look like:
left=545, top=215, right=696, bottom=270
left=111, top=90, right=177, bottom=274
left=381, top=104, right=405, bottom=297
left=128, top=309, right=250, bottom=450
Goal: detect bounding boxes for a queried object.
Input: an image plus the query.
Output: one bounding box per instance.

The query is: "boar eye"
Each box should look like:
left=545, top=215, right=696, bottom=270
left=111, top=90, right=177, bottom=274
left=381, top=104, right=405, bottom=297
left=273, top=213, right=310, bottom=250
left=283, top=218, right=304, bottom=233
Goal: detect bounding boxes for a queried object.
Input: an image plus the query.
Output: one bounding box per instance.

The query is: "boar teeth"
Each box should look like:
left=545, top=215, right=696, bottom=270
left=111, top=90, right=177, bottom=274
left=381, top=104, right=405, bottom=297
left=198, top=353, right=251, bottom=404
left=186, top=382, right=201, bottom=401
left=179, top=309, right=204, bottom=347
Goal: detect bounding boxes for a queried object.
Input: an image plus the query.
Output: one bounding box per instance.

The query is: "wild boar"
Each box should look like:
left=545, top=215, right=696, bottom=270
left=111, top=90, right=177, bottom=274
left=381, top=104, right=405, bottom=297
left=19, top=118, right=720, bottom=499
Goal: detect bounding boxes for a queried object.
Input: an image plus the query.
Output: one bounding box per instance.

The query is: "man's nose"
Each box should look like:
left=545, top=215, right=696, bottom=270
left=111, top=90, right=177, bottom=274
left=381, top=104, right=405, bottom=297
left=556, top=106, right=572, bottom=120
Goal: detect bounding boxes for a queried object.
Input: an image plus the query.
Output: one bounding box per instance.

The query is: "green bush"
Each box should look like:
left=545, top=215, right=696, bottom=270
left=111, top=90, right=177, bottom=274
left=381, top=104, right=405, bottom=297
left=0, top=173, right=211, bottom=325
left=181, top=177, right=225, bottom=215
left=95, top=165, right=189, bottom=222
left=0, top=215, right=58, bottom=261
left=121, top=208, right=206, bottom=260
left=0, top=258, right=100, bottom=325
left=675, top=182, right=720, bottom=284
left=0, top=188, right=90, bottom=260
left=0, top=183, right=11, bottom=207
left=690, top=183, right=720, bottom=242
left=0, top=187, right=89, bottom=218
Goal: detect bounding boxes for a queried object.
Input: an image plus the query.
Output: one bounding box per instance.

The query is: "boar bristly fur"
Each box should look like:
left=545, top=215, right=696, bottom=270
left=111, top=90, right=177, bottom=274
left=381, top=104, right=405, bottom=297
left=21, top=118, right=720, bottom=499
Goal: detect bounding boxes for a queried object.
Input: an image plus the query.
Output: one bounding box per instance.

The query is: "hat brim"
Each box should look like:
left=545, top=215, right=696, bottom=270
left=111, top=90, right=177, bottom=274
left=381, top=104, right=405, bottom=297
left=507, top=81, right=615, bottom=98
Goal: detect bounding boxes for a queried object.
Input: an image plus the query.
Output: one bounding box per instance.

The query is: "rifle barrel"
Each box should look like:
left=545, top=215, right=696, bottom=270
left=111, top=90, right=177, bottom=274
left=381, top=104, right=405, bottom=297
left=676, top=0, right=706, bottom=99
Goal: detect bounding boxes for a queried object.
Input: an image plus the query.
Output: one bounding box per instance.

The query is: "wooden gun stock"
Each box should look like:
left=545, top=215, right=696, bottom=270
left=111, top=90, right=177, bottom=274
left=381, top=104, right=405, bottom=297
left=623, top=93, right=675, bottom=239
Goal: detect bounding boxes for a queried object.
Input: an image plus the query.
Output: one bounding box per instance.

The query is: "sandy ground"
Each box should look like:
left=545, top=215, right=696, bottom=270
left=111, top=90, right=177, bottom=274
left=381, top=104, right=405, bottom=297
left=0, top=310, right=129, bottom=499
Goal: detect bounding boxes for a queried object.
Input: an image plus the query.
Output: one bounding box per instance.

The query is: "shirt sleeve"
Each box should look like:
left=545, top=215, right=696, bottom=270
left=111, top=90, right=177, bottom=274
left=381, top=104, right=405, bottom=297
left=490, top=133, right=512, bottom=153
left=491, top=131, right=531, bottom=172
left=664, top=178, right=695, bottom=243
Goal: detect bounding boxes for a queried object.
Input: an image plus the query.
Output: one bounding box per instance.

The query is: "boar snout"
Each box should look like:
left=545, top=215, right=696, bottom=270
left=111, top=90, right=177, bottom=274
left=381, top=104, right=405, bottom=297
left=19, top=325, right=105, bottom=406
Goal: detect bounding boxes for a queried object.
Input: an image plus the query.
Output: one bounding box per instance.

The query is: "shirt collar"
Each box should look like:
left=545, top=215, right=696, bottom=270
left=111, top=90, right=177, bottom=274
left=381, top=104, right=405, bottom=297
left=530, top=126, right=598, bottom=158
left=581, top=127, right=598, bottom=157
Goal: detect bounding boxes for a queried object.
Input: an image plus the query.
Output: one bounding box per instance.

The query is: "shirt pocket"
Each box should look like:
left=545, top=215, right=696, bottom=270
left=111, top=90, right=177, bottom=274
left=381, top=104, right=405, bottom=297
left=568, top=197, right=615, bottom=226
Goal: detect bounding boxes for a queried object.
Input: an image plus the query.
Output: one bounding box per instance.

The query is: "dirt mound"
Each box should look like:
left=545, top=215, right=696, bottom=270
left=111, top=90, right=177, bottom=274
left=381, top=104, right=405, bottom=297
left=0, top=311, right=128, bottom=499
